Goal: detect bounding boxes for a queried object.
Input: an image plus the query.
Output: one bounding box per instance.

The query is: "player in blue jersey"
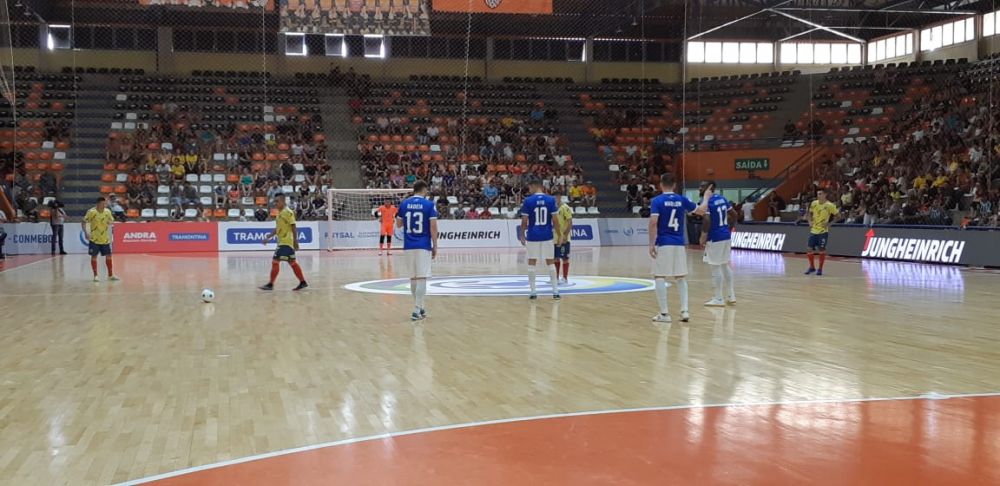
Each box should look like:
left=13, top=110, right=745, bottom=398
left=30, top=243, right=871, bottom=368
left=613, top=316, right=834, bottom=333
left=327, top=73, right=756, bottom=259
left=519, top=176, right=562, bottom=300
left=647, top=173, right=710, bottom=323
left=396, top=180, right=439, bottom=321
left=698, top=180, right=738, bottom=307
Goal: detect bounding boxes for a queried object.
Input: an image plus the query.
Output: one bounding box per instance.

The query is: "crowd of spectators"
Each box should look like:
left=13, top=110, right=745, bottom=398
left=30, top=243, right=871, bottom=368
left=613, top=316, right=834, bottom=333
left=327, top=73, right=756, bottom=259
left=789, top=75, right=999, bottom=227
left=107, top=108, right=331, bottom=220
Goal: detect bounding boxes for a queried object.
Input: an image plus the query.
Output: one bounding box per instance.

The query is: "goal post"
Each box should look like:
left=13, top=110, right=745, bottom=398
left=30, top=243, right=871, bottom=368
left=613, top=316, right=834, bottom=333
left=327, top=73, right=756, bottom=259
left=325, top=188, right=413, bottom=250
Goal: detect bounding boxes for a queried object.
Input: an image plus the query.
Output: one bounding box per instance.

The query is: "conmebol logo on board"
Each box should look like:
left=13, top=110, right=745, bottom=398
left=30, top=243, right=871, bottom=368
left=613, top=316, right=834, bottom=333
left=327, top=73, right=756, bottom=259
left=860, top=229, right=965, bottom=264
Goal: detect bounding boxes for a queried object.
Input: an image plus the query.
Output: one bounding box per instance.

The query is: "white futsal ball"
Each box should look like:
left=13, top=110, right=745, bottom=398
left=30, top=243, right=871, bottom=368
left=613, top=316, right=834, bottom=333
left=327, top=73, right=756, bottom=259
left=201, top=288, right=215, bottom=303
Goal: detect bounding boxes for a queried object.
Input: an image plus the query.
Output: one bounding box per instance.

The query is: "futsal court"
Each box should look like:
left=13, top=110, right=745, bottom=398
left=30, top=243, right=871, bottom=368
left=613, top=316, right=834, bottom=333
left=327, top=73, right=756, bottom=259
left=2, top=247, right=999, bottom=485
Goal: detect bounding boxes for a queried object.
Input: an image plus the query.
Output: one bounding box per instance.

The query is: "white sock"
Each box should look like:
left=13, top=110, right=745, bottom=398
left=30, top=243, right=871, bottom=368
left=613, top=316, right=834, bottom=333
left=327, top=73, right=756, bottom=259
left=721, top=264, right=735, bottom=299
left=410, top=279, right=417, bottom=302
left=548, top=265, right=559, bottom=294
left=654, top=278, right=668, bottom=315
left=528, top=267, right=537, bottom=294
left=711, top=265, right=723, bottom=301
left=415, top=279, right=427, bottom=309
left=676, top=278, right=689, bottom=312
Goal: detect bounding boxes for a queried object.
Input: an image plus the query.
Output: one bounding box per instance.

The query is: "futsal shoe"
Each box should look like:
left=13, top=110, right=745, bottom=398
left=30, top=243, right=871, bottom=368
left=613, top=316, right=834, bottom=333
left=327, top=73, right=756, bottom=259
left=726, top=296, right=737, bottom=305
left=108, top=275, right=120, bottom=282
left=93, top=276, right=100, bottom=282
left=680, top=310, right=690, bottom=322
left=651, top=313, right=672, bottom=323
left=420, top=308, right=426, bottom=318
left=816, top=270, right=824, bottom=276
left=804, top=268, right=817, bottom=275
left=293, top=281, right=309, bottom=291
left=258, top=282, right=274, bottom=291
left=529, top=294, right=538, bottom=300
left=553, top=293, right=561, bottom=301
left=411, top=310, right=425, bottom=321
left=704, top=298, right=726, bottom=307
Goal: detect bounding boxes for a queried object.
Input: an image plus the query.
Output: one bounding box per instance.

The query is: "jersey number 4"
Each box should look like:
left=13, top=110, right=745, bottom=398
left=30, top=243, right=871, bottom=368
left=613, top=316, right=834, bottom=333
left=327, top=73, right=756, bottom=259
left=405, top=212, right=424, bottom=233
left=534, top=206, right=549, bottom=226
left=666, top=209, right=680, bottom=231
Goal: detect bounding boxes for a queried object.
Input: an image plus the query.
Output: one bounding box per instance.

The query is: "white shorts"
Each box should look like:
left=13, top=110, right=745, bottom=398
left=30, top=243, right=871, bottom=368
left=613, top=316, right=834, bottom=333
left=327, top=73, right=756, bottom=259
left=404, top=249, right=433, bottom=279
left=705, top=240, right=732, bottom=265
left=652, top=245, right=688, bottom=277
left=525, top=239, right=555, bottom=261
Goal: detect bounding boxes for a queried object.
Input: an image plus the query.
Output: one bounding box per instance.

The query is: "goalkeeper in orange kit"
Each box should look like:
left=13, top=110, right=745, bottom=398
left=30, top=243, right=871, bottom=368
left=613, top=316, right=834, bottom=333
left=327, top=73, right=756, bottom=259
left=377, top=200, right=398, bottom=255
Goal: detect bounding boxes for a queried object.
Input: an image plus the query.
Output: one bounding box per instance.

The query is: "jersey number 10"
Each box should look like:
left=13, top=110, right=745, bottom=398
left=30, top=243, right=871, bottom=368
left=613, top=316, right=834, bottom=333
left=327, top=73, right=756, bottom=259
left=405, top=212, right=424, bottom=234
left=534, top=206, right=549, bottom=226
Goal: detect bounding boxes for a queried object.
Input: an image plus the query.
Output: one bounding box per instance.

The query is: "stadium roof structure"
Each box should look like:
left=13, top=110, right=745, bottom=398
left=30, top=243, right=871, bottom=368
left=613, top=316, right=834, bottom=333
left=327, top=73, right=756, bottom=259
left=19, top=0, right=1000, bottom=42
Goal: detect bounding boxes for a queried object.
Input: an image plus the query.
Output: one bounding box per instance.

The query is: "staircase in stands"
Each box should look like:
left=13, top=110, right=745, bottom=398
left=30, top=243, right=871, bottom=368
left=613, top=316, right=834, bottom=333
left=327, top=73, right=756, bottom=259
left=320, top=89, right=363, bottom=189
left=61, top=75, right=116, bottom=216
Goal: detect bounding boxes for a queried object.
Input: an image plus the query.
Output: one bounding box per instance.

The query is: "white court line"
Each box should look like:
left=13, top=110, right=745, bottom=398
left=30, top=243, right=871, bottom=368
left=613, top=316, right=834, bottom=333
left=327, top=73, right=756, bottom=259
left=114, top=390, right=1000, bottom=485
left=0, top=255, right=55, bottom=274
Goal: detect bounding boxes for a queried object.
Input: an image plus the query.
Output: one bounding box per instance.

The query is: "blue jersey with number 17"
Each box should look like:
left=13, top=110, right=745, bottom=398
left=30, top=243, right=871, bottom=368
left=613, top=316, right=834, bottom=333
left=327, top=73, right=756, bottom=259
left=397, top=195, right=438, bottom=250
left=520, top=193, right=558, bottom=242
left=650, top=192, right=697, bottom=246
left=704, top=194, right=733, bottom=242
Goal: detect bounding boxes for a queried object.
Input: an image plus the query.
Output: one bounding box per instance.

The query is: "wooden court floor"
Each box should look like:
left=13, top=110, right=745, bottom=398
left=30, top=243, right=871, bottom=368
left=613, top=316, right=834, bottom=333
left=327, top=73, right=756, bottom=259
left=1, top=247, right=999, bottom=485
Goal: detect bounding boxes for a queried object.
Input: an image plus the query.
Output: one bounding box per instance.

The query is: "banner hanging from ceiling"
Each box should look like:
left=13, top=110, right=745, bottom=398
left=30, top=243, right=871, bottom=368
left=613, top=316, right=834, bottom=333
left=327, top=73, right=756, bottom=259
left=432, top=0, right=552, bottom=14
left=139, top=0, right=275, bottom=11
left=281, top=0, right=431, bottom=36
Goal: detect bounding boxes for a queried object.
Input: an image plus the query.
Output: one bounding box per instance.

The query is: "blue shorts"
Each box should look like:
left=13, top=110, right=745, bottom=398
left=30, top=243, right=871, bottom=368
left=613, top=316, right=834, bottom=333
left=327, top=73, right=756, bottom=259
left=807, top=233, right=829, bottom=251
left=88, top=242, right=112, bottom=256
left=273, top=245, right=296, bottom=261
left=555, top=242, right=571, bottom=260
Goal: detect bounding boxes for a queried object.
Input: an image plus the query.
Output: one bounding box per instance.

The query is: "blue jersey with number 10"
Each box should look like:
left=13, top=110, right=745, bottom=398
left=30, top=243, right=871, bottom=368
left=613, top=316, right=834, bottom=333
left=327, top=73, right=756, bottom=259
left=520, top=193, right=558, bottom=242
left=650, top=192, right=697, bottom=246
left=704, top=194, right=733, bottom=242
left=397, top=195, right=438, bottom=250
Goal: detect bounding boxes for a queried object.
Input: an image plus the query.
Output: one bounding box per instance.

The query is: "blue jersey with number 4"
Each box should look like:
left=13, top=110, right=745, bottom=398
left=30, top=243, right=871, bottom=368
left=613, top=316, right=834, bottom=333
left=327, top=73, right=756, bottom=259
left=397, top=196, right=438, bottom=250
left=520, top=193, right=558, bottom=242
left=650, top=192, right=697, bottom=246
left=704, top=194, right=733, bottom=242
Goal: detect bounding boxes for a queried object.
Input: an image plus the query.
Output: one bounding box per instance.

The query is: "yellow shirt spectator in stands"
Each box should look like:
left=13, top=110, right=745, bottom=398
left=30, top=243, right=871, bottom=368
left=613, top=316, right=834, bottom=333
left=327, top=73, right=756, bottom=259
left=809, top=200, right=839, bottom=235
left=933, top=175, right=949, bottom=188
left=172, top=163, right=185, bottom=178
left=184, top=154, right=198, bottom=165
left=276, top=207, right=297, bottom=247
left=569, top=185, right=583, bottom=200
left=554, top=203, right=573, bottom=243
left=83, top=207, right=114, bottom=245
left=912, top=175, right=927, bottom=190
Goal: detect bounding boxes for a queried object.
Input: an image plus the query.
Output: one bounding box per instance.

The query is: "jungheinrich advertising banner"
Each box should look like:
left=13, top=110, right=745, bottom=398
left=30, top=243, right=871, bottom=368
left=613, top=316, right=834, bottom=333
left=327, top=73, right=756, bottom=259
left=281, top=0, right=431, bottom=36
left=733, top=223, right=1000, bottom=267
left=432, top=0, right=552, bottom=14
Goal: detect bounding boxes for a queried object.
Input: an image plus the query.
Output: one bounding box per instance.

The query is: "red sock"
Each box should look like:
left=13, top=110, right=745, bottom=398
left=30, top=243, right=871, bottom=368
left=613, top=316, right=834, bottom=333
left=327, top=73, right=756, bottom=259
left=807, top=252, right=815, bottom=268
left=562, top=261, right=569, bottom=279
left=270, top=261, right=280, bottom=283
left=290, top=261, right=306, bottom=282
left=91, top=258, right=98, bottom=276
left=554, top=260, right=561, bottom=276
left=105, top=257, right=113, bottom=276
left=818, top=252, right=827, bottom=270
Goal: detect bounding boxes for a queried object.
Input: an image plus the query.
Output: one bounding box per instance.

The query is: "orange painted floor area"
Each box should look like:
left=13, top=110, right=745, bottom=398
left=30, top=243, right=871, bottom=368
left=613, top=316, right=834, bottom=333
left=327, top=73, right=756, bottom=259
left=147, top=395, right=1000, bottom=486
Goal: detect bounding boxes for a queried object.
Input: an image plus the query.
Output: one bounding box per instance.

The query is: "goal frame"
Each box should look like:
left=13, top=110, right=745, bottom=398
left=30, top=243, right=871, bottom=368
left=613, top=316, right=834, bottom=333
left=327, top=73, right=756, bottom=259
left=325, top=188, right=414, bottom=251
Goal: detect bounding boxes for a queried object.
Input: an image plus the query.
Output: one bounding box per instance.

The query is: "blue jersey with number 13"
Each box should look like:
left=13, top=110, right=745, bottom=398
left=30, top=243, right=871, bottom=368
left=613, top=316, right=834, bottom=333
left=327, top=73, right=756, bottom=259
left=650, top=192, right=697, bottom=246
left=397, top=195, right=438, bottom=250
left=520, top=193, right=558, bottom=241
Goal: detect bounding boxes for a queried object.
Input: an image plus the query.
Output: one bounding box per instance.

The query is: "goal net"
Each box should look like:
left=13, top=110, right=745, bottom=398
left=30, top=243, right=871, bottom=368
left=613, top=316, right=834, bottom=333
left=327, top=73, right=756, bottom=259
left=325, top=188, right=413, bottom=250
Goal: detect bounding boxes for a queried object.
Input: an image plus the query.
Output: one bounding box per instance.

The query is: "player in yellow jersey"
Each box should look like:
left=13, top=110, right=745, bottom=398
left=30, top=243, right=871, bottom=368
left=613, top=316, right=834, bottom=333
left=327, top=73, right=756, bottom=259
left=259, top=194, right=308, bottom=291
left=83, top=197, right=119, bottom=282
left=553, top=201, right=573, bottom=284
left=804, top=189, right=840, bottom=276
